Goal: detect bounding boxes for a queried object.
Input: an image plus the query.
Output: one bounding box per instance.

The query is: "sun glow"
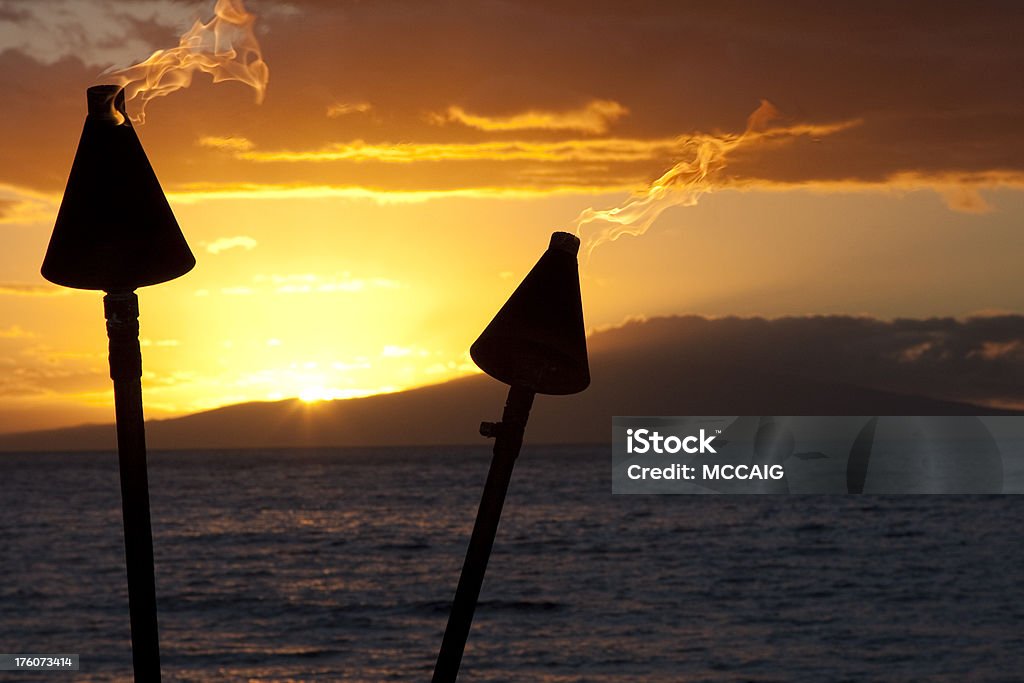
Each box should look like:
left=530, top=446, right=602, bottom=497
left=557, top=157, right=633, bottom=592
left=297, top=385, right=398, bottom=404
left=298, top=387, right=330, bottom=403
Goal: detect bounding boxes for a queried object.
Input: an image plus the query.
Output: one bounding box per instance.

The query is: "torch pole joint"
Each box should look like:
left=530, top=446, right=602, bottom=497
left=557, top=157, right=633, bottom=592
left=104, top=291, right=142, bottom=382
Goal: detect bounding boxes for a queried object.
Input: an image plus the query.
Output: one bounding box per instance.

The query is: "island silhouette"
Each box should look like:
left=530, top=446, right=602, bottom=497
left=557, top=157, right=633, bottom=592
left=0, top=314, right=1018, bottom=452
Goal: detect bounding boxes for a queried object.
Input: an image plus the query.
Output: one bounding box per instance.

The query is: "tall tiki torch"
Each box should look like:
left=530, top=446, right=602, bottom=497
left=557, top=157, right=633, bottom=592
left=433, top=231, right=590, bottom=682
left=41, top=85, right=195, bottom=682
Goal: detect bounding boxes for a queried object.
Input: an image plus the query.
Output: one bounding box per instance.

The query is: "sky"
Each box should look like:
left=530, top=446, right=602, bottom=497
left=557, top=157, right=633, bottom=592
left=0, top=0, right=1022, bottom=432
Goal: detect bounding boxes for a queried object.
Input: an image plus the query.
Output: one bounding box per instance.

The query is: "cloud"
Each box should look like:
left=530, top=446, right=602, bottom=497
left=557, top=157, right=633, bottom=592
left=171, top=114, right=1024, bottom=212
left=166, top=182, right=632, bottom=204
left=0, top=183, right=57, bottom=225
left=731, top=170, right=1024, bottom=214
left=593, top=314, right=1024, bottom=410
left=326, top=101, right=372, bottom=118
left=27, top=130, right=1011, bottom=219
left=160, top=173, right=1024, bottom=213
left=971, top=340, right=1023, bottom=361
left=937, top=185, right=992, bottom=214
left=225, top=136, right=680, bottom=164
left=206, top=235, right=258, bottom=254
left=0, top=0, right=198, bottom=68
left=431, top=99, right=629, bottom=134
left=0, top=282, right=68, bottom=296
left=0, top=341, right=108, bottom=399
left=219, top=117, right=858, bottom=166
left=198, top=136, right=255, bottom=152
left=0, top=325, right=34, bottom=339
left=3, top=3, right=1024, bottom=212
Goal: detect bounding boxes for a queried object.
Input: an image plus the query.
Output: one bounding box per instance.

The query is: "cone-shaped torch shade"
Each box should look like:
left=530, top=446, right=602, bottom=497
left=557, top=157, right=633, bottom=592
left=470, top=231, right=589, bottom=395
left=41, top=85, right=195, bottom=291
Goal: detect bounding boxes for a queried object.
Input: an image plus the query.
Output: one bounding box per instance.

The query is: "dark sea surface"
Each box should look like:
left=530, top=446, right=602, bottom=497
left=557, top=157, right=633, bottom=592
left=1, top=446, right=1023, bottom=682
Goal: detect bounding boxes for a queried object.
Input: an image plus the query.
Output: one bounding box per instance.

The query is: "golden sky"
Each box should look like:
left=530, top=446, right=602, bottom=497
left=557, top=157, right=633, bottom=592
left=1, top=0, right=1022, bottom=431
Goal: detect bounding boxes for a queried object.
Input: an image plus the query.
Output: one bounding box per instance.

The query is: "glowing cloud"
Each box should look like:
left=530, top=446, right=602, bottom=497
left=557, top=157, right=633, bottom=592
left=0, top=183, right=57, bottom=225
left=165, top=182, right=636, bottom=204
left=327, top=102, right=373, bottom=118
left=199, top=136, right=255, bottom=152
left=432, top=99, right=629, bottom=134
left=0, top=283, right=68, bottom=297
left=0, top=325, right=34, bottom=339
left=206, top=235, right=258, bottom=254
left=227, top=137, right=678, bottom=163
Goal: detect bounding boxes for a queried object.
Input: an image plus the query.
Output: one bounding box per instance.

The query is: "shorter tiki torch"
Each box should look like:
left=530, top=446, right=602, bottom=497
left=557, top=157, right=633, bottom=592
left=432, top=231, right=590, bottom=683
left=41, top=85, right=195, bottom=682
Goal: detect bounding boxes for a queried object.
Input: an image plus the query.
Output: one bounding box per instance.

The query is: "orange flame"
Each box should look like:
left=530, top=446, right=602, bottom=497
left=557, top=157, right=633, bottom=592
left=101, top=0, right=269, bottom=123
left=574, top=100, right=780, bottom=261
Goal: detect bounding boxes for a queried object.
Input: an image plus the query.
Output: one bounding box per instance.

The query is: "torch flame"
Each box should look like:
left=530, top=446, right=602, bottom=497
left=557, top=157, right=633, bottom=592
left=574, top=100, right=780, bottom=261
left=100, top=0, right=269, bottom=123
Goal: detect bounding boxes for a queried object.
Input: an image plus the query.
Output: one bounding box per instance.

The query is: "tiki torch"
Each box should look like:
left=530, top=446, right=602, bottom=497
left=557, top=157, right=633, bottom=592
left=41, top=85, right=195, bottom=681
left=432, top=231, right=590, bottom=682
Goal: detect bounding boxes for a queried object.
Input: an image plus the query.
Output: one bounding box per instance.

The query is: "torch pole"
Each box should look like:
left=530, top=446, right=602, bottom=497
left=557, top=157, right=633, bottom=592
left=104, top=291, right=162, bottom=682
left=432, top=385, right=535, bottom=683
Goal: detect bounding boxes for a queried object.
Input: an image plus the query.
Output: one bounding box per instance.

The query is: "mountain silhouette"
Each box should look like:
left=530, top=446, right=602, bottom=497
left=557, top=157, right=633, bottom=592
left=0, top=315, right=1018, bottom=451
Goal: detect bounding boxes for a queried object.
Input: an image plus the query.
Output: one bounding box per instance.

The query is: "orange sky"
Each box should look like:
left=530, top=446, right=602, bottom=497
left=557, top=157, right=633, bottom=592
left=1, top=1, right=1022, bottom=432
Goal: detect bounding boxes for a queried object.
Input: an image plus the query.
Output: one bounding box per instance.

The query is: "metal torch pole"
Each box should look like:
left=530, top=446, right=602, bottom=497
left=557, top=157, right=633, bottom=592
left=432, top=384, right=535, bottom=683
left=104, top=291, right=162, bottom=682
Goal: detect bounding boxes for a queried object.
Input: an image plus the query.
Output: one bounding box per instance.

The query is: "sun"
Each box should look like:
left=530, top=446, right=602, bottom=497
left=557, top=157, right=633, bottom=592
left=296, top=385, right=399, bottom=404
left=299, top=386, right=332, bottom=403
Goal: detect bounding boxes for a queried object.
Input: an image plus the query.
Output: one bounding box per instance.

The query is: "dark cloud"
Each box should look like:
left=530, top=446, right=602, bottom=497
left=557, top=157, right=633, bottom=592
left=0, top=5, right=30, bottom=22
left=0, top=282, right=66, bottom=296
left=591, top=314, right=1024, bottom=410
left=2, top=1, right=1024, bottom=194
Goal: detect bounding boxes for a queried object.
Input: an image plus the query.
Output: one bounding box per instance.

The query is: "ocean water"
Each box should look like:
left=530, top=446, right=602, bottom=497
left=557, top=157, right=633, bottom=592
left=2, top=446, right=1023, bottom=682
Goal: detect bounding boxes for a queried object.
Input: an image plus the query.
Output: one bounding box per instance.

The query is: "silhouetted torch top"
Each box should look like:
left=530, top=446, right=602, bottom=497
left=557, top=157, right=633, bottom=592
left=41, top=84, right=195, bottom=292
left=38, top=85, right=193, bottom=682
left=433, top=231, right=590, bottom=683
left=470, top=231, right=590, bottom=395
